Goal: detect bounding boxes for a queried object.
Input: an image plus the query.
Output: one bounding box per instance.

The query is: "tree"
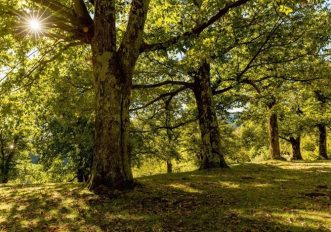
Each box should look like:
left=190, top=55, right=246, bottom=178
left=190, top=61, right=229, bottom=168
left=314, top=90, right=330, bottom=159
left=86, top=0, right=249, bottom=190
left=0, top=94, right=33, bottom=183
left=1, top=0, right=325, bottom=189
left=131, top=0, right=329, bottom=167
left=228, top=0, right=331, bottom=160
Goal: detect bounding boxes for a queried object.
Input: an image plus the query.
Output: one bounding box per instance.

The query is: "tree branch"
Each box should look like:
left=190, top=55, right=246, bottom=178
left=30, top=0, right=77, bottom=23
left=154, top=117, right=198, bottom=130
left=141, top=0, right=251, bottom=52
left=72, top=0, right=94, bottom=27
left=279, top=135, right=291, bottom=142
left=236, top=18, right=282, bottom=81
left=213, top=86, right=234, bottom=95
left=130, top=86, right=188, bottom=111
left=242, top=79, right=261, bottom=93
left=118, top=0, right=151, bottom=72
left=133, top=80, right=193, bottom=89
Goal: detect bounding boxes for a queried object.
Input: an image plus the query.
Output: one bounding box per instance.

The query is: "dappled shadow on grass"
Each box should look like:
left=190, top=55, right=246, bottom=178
left=0, top=161, right=330, bottom=231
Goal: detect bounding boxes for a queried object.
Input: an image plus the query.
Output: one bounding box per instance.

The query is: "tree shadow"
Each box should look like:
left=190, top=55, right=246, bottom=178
left=0, top=161, right=330, bottom=231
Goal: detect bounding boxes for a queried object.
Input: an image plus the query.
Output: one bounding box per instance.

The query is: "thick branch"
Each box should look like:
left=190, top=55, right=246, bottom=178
left=279, top=135, right=291, bottom=143
left=73, top=0, right=94, bottom=26
left=212, top=19, right=281, bottom=94
left=130, top=86, right=187, bottom=111
left=141, top=0, right=251, bottom=52
left=242, top=79, right=261, bottom=94
left=133, top=80, right=193, bottom=89
left=118, top=0, right=151, bottom=71
left=213, top=86, right=234, bottom=95
left=154, top=117, right=198, bottom=130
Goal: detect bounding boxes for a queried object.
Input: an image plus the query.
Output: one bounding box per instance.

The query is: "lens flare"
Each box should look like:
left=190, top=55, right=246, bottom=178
left=19, top=10, right=48, bottom=38
left=28, top=18, right=42, bottom=32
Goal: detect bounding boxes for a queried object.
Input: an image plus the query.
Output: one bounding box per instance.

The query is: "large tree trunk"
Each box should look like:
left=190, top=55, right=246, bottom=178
left=318, top=124, right=328, bottom=159
left=88, top=61, right=134, bottom=190
left=267, top=99, right=282, bottom=160
left=88, top=0, right=150, bottom=191
left=290, top=136, right=302, bottom=160
left=192, top=61, right=228, bottom=169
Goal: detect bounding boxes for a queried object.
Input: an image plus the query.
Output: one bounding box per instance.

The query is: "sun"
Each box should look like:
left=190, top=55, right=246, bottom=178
left=19, top=10, right=48, bottom=38
left=28, top=18, right=42, bottom=32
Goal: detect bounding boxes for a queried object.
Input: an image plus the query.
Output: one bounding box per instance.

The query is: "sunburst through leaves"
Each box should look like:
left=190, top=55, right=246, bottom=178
left=19, top=10, right=48, bottom=38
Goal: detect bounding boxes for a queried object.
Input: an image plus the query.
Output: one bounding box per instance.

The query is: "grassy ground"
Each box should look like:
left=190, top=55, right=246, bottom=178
left=0, top=161, right=330, bottom=232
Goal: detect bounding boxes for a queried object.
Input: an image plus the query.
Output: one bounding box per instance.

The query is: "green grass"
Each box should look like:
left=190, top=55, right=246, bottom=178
left=0, top=161, right=330, bottom=232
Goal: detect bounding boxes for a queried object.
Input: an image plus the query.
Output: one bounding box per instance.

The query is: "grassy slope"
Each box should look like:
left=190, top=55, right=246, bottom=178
left=0, top=161, right=330, bottom=232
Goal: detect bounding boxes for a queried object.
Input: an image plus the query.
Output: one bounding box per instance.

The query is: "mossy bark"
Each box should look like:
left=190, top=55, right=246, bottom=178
left=192, top=61, right=228, bottom=169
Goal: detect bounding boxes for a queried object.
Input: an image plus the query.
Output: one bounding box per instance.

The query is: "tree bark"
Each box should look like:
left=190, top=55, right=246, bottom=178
left=192, top=61, right=228, bottom=169
left=88, top=63, right=134, bottom=190
left=88, top=0, right=150, bottom=191
left=267, top=99, right=282, bottom=160
left=289, top=136, right=302, bottom=160
left=318, top=124, right=328, bottom=159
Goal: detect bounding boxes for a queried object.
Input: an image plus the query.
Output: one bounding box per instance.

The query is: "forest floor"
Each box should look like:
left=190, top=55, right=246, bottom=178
left=0, top=161, right=330, bottom=232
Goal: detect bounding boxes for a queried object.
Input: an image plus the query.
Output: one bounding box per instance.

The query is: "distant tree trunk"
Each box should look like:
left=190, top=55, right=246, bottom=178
left=267, top=99, right=282, bottom=160
left=318, top=124, right=328, bottom=159
left=289, top=136, right=302, bottom=160
left=0, top=134, right=12, bottom=184
left=0, top=153, right=14, bottom=184
left=88, top=0, right=150, bottom=191
left=166, top=160, right=173, bottom=173
left=165, top=99, right=173, bottom=174
left=77, top=168, right=85, bottom=182
left=0, top=165, right=9, bottom=184
left=192, top=61, right=228, bottom=169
